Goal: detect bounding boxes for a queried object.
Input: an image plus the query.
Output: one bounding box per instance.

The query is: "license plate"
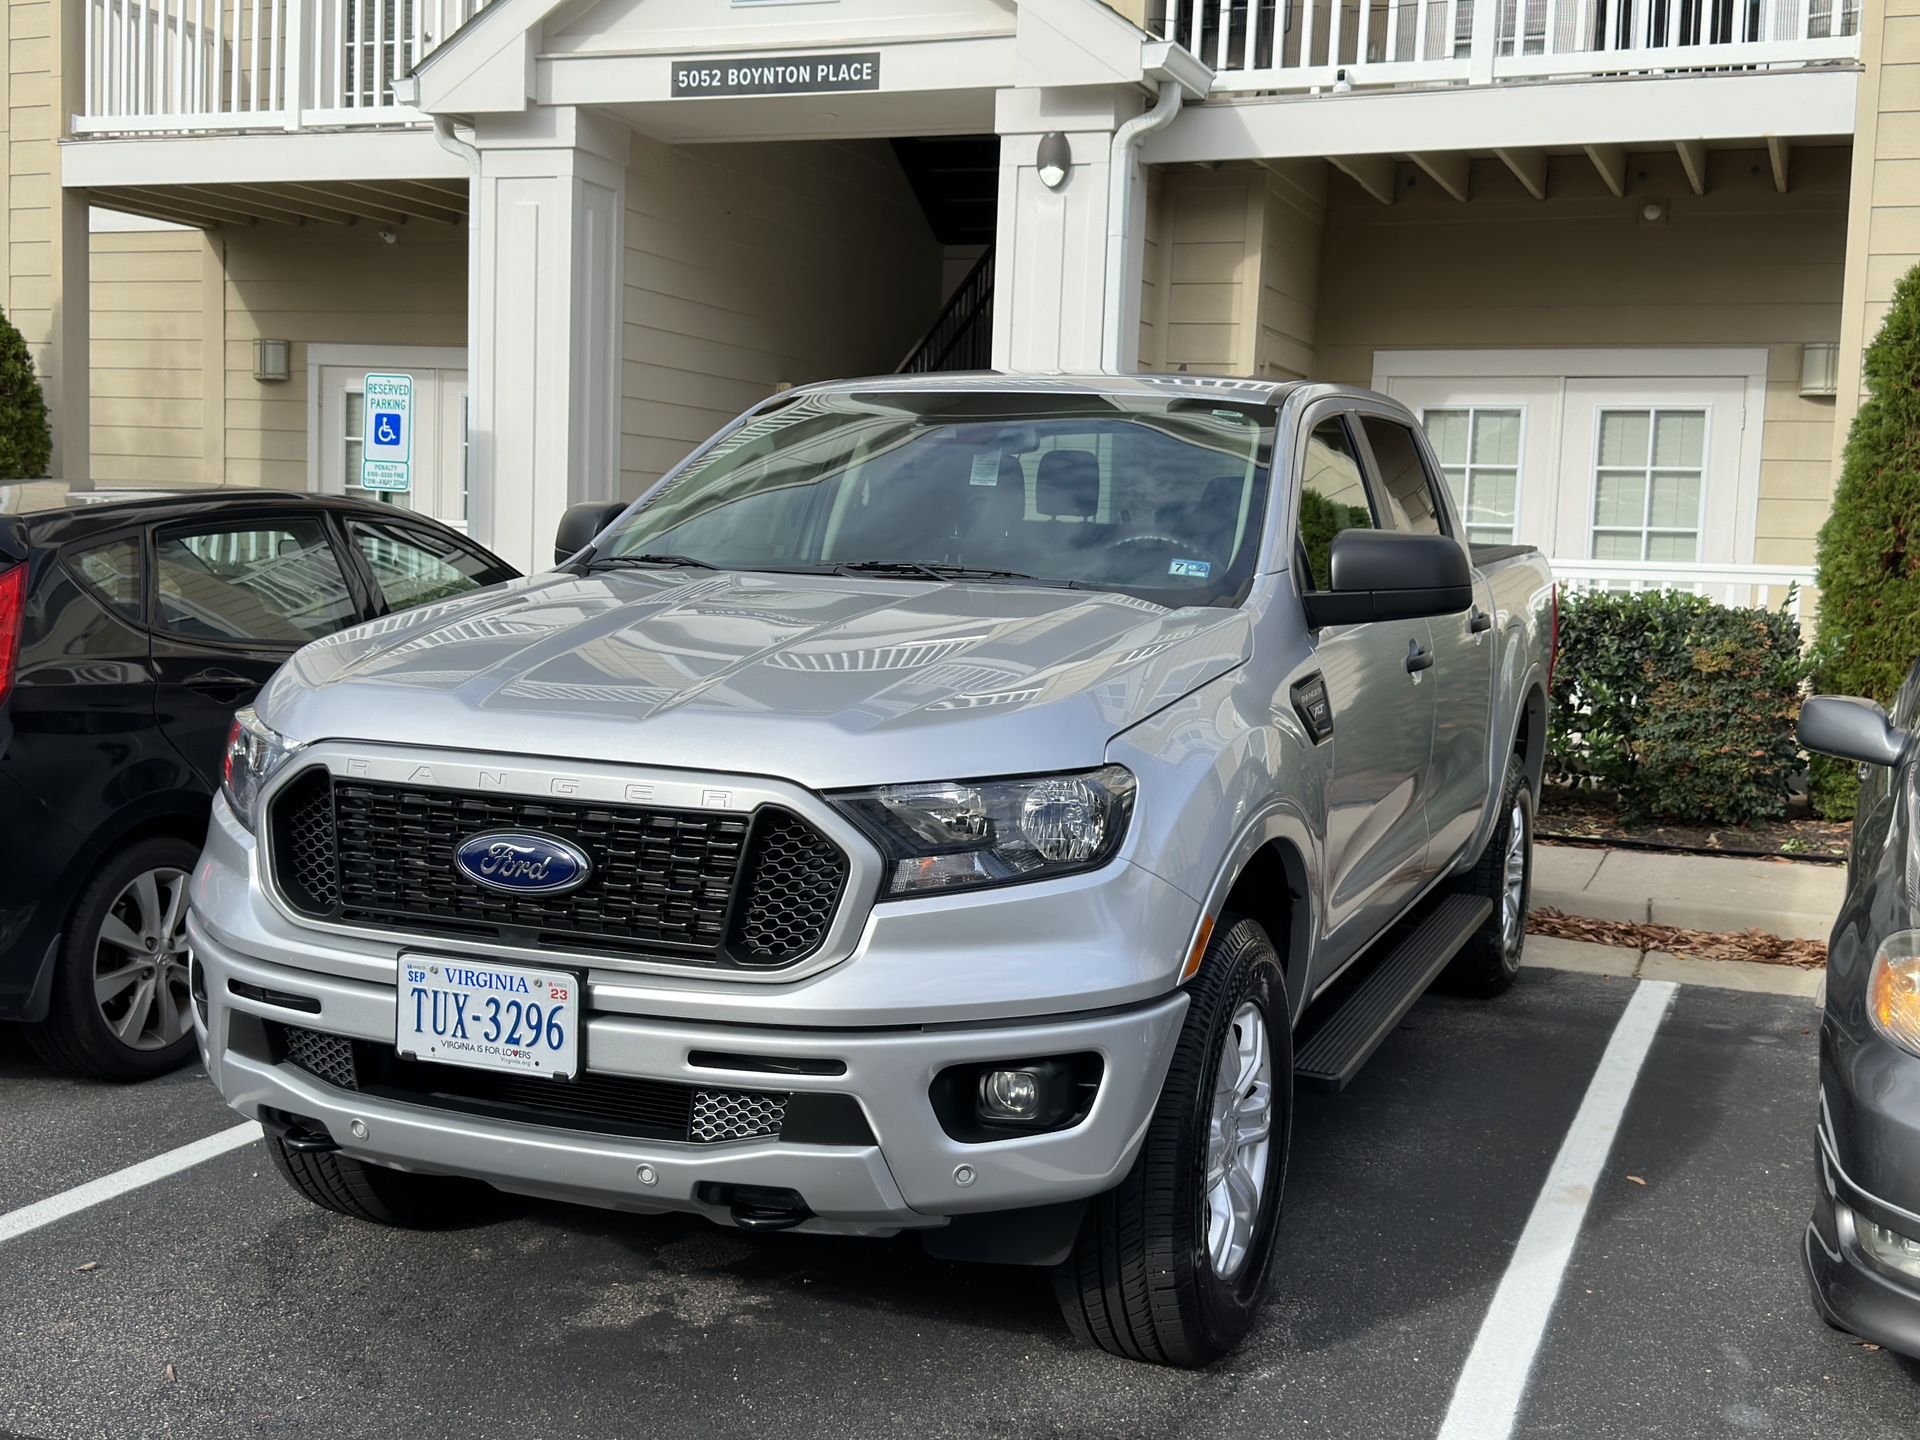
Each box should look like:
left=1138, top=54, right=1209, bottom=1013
left=396, top=956, right=580, bottom=1080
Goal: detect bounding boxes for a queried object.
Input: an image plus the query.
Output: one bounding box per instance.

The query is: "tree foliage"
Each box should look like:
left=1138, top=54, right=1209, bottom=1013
left=0, top=304, right=49, bottom=480
left=1811, top=263, right=1920, bottom=817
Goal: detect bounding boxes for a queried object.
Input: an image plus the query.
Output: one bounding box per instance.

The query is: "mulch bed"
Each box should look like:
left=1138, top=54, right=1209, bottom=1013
left=1528, top=907, right=1828, bottom=969
left=1538, top=786, right=1851, bottom=863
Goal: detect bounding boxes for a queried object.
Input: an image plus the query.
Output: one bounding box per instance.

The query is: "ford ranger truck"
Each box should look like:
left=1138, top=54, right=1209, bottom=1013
left=188, top=375, right=1554, bottom=1367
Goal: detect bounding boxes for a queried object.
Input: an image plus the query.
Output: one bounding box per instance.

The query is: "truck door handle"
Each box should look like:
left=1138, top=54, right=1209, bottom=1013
left=1469, top=607, right=1492, bottom=634
left=1406, top=641, right=1435, bottom=675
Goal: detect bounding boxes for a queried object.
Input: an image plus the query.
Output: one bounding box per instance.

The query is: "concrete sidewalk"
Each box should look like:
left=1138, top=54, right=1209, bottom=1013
left=1533, top=844, right=1846, bottom=941
left=1523, top=934, right=1826, bottom=1000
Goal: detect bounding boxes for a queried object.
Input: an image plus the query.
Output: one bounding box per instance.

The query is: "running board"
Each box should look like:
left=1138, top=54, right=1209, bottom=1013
left=1293, top=893, right=1494, bottom=1093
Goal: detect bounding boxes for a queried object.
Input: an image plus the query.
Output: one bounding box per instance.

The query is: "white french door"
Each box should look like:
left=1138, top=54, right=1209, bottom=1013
left=316, top=357, right=470, bottom=531
left=1376, top=351, right=1765, bottom=567
left=1553, top=378, right=1747, bottom=566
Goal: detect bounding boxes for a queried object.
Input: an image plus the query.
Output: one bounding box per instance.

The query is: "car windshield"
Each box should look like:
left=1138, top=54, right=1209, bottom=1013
left=597, top=389, right=1276, bottom=607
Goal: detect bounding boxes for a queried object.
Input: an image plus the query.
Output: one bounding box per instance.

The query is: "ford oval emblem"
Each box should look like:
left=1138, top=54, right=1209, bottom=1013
left=453, top=830, right=592, bottom=896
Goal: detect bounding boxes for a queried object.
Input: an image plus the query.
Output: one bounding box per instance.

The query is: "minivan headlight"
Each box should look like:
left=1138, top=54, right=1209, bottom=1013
left=221, top=707, right=302, bottom=832
left=1868, top=930, right=1920, bottom=1059
left=835, top=765, right=1135, bottom=897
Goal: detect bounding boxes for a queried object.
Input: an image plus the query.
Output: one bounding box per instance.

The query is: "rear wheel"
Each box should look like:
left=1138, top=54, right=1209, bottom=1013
left=1052, top=916, right=1292, bottom=1367
left=268, top=1139, right=498, bottom=1228
left=28, top=837, right=201, bottom=1082
left=1440, top=758, right=1534, bottom=997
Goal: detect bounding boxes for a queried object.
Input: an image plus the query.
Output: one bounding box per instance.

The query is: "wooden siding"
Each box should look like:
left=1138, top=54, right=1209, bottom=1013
left=1317, top=145, right=1849, bottom=564
left=89, top=226, right=207, bottom=484
left=619, top=133, right=940, bottom=496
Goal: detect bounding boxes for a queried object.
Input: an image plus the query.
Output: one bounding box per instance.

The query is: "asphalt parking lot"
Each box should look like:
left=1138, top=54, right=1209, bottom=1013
left=2, top=969, right=1916, bottom=1440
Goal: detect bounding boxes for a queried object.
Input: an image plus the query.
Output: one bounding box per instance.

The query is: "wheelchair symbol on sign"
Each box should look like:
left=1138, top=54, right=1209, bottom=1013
left=373, top=412, right=403, bottom=446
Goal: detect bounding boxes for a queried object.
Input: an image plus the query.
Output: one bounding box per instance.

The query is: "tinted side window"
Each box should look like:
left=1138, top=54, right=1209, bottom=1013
left=69, top=538, right=143, bottom=619
left=1360, top=416, right=1445, bottom=537
left=1297, top=418, right=1374, bottom=592
left=349, top=519, right=499, bottom=610
left=155, top=519, right=358, bottom=644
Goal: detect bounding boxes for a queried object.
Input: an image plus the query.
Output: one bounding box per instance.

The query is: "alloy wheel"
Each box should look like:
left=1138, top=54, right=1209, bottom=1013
left=1500, top=797, right=1529, bottom=955
left=1204, top=1001, right=1276, bottom=1279
left=92, top=866, right=193, bottom=1051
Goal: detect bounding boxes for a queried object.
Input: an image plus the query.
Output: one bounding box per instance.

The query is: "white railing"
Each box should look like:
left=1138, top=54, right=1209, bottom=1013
left=78, top=0, right=489, bottom=134
left=1550, top=556, right=1815, bottom=625
left=1154, top=0, right=1861, bottom=93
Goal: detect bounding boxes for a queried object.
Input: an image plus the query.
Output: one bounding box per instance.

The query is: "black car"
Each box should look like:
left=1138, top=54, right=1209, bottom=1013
left=1799, top=668, right=1920, bottom=1358
left=0, top=484, right=517, bottom=1080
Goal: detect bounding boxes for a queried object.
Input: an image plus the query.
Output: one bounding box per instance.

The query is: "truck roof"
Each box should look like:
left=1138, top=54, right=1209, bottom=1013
left=779, top=372, right=1304, bottom=409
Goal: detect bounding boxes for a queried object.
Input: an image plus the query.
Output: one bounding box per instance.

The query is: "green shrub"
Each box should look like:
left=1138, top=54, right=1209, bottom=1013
left=1548, top=588, right=1808, bottom=826
left=1297, top=487, right=1368, bottom=586
left=1810, top=263, right=1920, bottom=819
left=0, top=305, right=48, bottom=480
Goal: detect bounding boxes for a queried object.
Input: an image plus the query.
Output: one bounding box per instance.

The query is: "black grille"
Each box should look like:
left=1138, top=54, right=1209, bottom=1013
left=266, top=771, right=847, bottom=968
left=269, top=1023, right=788, bottom=1144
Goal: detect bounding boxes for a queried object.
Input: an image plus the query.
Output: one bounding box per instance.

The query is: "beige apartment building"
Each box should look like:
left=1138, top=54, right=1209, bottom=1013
left=0, top=0, right=1899, bottom=594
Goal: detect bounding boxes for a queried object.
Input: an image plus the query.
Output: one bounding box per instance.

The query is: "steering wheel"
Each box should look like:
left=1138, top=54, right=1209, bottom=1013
left=1109, top=532, right=1189, bottom=555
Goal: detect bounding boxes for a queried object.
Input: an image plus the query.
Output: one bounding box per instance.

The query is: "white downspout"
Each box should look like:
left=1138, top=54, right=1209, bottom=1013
left=434, top=116, right=484, bottom=540
left=1102, top=80, right=1184, bottom=374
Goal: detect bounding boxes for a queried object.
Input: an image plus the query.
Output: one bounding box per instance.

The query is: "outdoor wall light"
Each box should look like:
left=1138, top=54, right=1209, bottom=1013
left=1640, top=200, right=1667, bottom=224
left=252, top=338, right=292, bottom=384
left=1800, top=341, right=1840, bottom=399
left=1036, top=131, right=1073, bottom=191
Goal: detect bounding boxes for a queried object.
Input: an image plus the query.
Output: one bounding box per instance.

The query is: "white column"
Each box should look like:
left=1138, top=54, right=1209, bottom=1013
left=991, top=87, right=1137, bottom=374
left=468, top=107, right=628, bottom=574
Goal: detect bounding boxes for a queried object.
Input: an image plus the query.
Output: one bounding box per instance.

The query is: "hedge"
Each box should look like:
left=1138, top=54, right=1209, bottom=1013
left=1547, top=588, right=1809, bottom=827
left=0, top=304, right=48, bottom=480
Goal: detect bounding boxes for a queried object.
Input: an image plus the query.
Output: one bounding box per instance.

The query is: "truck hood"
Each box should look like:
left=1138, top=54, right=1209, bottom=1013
left=261, top=569, right=1251, bottom=788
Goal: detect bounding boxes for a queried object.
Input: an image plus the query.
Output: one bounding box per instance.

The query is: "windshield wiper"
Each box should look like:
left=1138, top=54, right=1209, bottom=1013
left=835, top=560, right=1064, bottom=585
left=589, top=552, right=720, bottom=571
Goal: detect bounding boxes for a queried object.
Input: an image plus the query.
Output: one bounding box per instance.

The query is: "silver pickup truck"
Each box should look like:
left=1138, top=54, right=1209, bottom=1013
left=188, top=374, right=1554, bottom=1366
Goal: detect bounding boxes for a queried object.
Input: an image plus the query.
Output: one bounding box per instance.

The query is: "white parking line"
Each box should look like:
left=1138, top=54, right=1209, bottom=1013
left=1435, top=978, right=1678, bottom=1440
left=0, top=1120, right=263, bottom=1246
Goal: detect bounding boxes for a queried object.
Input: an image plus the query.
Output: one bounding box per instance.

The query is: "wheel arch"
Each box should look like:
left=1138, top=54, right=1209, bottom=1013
left=1187, top=806, right=1320, bottom=1028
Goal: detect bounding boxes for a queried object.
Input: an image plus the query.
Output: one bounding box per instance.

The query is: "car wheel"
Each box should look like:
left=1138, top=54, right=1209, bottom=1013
left=268, top=1139, right=499, bottom=1228
left=1052, top=915, right=1292, bottom=1367
left=1439, top=757, right=1535, bottom=997
left=28, top=836, right=202, bottom=1082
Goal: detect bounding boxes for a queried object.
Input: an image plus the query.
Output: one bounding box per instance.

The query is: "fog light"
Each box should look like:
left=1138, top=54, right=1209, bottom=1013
left=1859, top=1215, right=1920, bottom=1281
left=979, top=1069, right=1043, bottom=1121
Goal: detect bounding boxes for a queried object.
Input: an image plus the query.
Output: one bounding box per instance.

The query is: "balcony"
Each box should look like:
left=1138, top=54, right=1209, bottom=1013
left=1153, top=0, right=1862, bottom=92
left=77, top=0, right=490, bottom=135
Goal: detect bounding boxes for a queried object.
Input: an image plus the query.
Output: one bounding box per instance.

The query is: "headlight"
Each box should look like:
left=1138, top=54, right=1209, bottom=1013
left=221, top=707, right=302, bottom=832
left=1868, top=930, right=1920, bottom=1059
left=835, top=765, right=1136, bottom=897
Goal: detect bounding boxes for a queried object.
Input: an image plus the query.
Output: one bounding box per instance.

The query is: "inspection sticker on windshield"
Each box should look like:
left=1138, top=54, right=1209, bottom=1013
left=397, top=955, right=580, bottom=1080
left=1169, top=558, right=1212, bottom=579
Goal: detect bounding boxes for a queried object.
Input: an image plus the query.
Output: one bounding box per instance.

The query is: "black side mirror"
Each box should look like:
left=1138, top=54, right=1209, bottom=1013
left=554, top=500, right=629, bottom=567
left=1302, top=530, right=1474, bottom=628
left=1799, top=695, right=1911, bottom=769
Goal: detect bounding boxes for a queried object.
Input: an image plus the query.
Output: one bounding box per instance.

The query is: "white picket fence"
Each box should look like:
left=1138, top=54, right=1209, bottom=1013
left=1153, top=0, right=1862, bottom=92
left=78, top=0, right=488, bottom=132
left=1550, top=556, right=1815, bottom=624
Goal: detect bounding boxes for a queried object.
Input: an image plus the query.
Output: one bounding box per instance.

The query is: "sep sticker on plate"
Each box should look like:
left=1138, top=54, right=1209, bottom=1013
left=1168, top=558, right=1212, bottom=579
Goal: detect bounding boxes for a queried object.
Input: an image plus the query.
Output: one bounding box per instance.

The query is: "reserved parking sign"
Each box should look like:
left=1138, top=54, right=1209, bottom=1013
left=362, top=372, right=414, bottom=493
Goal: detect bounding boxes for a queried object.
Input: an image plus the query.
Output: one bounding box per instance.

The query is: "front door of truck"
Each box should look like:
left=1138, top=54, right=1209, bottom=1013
left=1294, top=413, right=1438, bottom=978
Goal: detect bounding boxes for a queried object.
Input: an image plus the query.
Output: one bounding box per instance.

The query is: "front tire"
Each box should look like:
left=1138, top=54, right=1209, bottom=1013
left=1053, top=916, right=1292, bottom=1367
left=28, top=836, right=202, bottom=1082
left=268, top=1139, right=498, bottom=1228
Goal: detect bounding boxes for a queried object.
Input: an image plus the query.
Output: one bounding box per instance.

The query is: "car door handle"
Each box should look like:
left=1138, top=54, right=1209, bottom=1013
left=182, top=667, right=256, bottom=697
left=1469, top=607, right=1493, bottom=634
left=1406, top=640, right=1435, bottom=675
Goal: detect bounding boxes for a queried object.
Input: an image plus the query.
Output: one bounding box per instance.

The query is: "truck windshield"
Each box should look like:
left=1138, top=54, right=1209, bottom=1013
left=596, top=389, right=1276, bottom=608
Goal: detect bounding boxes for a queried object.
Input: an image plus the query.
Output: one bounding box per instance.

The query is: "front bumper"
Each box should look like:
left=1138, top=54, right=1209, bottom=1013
left=190, top=926, right=1187, bottom=1234
left=1805, top=1025, right=1920, bottom=1359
